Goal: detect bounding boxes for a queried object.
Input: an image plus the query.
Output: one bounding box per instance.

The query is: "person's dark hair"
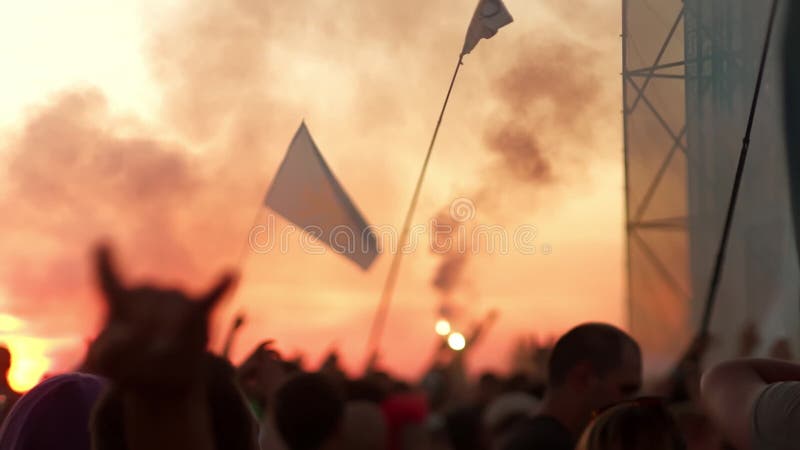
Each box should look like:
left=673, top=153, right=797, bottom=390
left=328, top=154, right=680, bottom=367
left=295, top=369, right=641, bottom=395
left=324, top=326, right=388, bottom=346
left=274, top=373, right=345, bottom=450
left=479, top=372, right=501, bottom=388
left=91, top=355, right=258, bottom=450
left=445, top=406, right=484, bottom=450
left=576, top=399, right=685, bottom=450
left=345, top=378, right=385, bottom=403
left=391, top=380, right=411, bottom=393
left=548, top=323, right=640, bottom=387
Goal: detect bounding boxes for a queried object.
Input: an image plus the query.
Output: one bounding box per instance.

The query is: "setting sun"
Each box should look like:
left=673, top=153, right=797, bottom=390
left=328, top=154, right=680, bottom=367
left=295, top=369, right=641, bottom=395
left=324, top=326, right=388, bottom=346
left=3, top=336, right=51, bottom=392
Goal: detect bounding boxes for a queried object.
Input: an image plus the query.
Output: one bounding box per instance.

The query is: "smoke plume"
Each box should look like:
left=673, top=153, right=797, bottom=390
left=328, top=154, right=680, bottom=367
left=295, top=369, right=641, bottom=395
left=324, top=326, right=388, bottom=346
left=484, top=40, right=604, bottom=186
left=1, top=0, right=621, bottom=378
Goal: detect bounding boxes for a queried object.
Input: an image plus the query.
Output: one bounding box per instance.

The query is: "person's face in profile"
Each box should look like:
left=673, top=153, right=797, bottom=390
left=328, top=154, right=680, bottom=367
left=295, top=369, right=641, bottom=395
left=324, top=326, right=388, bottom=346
left=588, top=344, right=642, bottom=410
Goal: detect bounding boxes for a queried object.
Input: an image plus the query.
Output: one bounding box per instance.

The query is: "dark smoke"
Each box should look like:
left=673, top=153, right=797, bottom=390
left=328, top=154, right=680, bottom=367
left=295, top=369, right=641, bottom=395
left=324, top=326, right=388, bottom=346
left=433, top=255, right=469, bottom=295
left=485, top=124, right=553, bottom=183
left=1, top=0, right=618, bottom=376
left=430, top=211, right=469, bottom=296
left=484, top=40, right=603, bottom=186
left=430, top=36, right=607, bottom=308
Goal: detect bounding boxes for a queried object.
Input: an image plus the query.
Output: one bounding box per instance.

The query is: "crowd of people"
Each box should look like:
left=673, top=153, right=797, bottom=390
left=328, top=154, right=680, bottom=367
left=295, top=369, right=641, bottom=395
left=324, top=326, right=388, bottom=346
left=0, top=1, right=798, bottom=449
left=0, top=246, right=798, bottom=450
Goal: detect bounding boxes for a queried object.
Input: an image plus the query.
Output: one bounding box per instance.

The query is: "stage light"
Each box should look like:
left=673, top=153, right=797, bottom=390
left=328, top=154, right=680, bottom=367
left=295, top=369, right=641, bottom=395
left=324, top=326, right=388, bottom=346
left=448, top=332, right=466, bottom=351
left=435, top=319, right=451, bottom=336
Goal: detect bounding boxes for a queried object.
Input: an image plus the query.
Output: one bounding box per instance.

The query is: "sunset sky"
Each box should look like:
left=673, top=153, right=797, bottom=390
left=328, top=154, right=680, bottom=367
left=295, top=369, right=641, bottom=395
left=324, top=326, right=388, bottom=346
left=0, top=0, right=624, bottom=391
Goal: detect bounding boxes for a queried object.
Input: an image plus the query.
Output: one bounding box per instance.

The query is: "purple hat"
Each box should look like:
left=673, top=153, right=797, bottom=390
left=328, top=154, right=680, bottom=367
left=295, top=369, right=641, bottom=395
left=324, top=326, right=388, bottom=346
left=0, top=373, right=106, bottom=450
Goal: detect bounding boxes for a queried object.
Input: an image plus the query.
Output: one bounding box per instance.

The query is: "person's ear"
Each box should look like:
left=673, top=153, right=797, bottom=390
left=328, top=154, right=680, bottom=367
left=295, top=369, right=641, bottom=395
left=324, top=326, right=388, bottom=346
left=95, top=244, right=126, bottom=307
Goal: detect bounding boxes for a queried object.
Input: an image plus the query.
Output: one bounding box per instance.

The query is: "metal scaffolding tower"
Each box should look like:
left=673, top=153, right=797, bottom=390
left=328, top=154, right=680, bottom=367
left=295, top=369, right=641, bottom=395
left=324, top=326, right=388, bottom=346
left=624, top=0, right=799, bottom=370
left=623, top=0, right=691, bottom=369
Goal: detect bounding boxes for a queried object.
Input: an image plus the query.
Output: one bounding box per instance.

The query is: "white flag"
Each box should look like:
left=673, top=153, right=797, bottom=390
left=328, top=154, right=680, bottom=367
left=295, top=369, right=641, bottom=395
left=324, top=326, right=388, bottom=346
left=265, top=123, right=380, bottom=270
left=462, top=0, right=514, bottom=56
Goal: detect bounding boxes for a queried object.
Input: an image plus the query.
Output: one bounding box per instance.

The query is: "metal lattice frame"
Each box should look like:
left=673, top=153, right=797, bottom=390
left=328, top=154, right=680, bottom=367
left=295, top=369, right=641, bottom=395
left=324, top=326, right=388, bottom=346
left=625, top=0, right=798, bottom=367
left=624, top=5, right=686, bottom=228
left=622, top=0, right=691, bottom=367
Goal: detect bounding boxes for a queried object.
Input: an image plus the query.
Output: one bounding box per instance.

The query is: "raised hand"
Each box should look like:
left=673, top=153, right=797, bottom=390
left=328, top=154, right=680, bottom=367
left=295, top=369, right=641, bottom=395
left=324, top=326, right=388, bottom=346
left=738, top=322, right=760, bottom=357
left=222, top=312, right=247, bottom=359
left=769, top=338, right=794, bottom=361
left=238, top=341, right=287, bottom=412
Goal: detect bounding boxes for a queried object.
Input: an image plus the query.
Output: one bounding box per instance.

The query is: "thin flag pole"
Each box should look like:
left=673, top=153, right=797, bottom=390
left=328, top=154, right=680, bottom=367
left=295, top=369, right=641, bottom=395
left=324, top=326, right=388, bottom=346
left=699, top=0, right=780, bottom=336
left=365, top=54, right=465, bottom=365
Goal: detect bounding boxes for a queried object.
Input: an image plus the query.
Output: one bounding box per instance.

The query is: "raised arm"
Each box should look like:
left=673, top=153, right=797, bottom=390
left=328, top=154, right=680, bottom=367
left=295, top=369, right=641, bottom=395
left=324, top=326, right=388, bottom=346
left=701, top=359, right=800, bottom=450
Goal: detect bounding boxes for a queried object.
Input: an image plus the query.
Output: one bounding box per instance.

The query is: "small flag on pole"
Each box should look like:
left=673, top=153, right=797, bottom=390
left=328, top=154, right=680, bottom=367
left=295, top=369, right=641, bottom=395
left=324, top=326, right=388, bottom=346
left=265, top=123, right=380, bottom=270
left=462, top=0, right=514, bottom=56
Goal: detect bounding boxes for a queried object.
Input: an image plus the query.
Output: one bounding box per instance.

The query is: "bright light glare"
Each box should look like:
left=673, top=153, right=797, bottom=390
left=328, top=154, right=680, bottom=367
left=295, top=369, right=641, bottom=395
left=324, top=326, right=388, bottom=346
left=0, top=315, right=23, bottom=333
left=5, top=336, right=51, bottom=392
left=435, top=319, right=451, bottom=336
left=447, top=332, right=466, bottom=351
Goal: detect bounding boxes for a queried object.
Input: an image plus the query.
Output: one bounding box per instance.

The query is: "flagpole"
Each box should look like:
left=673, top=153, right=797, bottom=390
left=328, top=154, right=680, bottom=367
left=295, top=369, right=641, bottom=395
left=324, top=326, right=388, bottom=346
left=364, top=54, right=465, bottom=366
left=699, top=0, right=779, bottom=336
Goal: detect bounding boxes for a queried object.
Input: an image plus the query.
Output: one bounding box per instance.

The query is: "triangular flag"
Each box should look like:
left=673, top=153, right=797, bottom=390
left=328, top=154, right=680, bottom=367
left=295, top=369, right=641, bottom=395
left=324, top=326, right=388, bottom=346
left=462, top=0, right=514, bottom=56
left=265, top=123, right=380, bottom=270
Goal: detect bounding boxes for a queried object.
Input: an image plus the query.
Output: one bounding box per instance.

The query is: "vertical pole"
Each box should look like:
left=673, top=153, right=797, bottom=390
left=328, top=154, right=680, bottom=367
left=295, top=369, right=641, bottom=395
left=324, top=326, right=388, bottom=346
left=364, top=54, right=465, bottom=366
left=621, top=0, right=634, bottom=331
left=699, top=0, right=780, bottom=335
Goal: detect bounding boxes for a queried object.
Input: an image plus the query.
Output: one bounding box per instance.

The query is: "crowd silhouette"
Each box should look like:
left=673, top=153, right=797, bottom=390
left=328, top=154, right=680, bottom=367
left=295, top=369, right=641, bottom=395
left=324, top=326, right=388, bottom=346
left=0, top=245, right=799, bottom=450
left=0, top=4, right=799, bottom=448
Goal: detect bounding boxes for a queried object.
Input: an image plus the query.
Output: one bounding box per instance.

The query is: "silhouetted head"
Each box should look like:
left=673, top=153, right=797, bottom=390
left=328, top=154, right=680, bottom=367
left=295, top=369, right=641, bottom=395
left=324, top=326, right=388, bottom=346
left=345, top=378, right=385, bottom=404
left=576, top=399, right=685, bottom=450
left=548, top=323, right=642, bottom=412
left=669, top=402, right=722, bottom=450
left=86, top=246, right=236, bottom=389
left=91, top=355, right=258, bottom=450
left=445, top=406, right=484, bottom=450
left=477, top=372, right=503, bottom=405
left=274, top=373, right=345, bottom=450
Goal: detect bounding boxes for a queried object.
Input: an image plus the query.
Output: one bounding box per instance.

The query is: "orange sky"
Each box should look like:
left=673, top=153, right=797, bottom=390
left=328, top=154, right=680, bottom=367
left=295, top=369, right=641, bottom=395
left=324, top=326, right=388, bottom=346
left=0, top=0, right=624, bottom=391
